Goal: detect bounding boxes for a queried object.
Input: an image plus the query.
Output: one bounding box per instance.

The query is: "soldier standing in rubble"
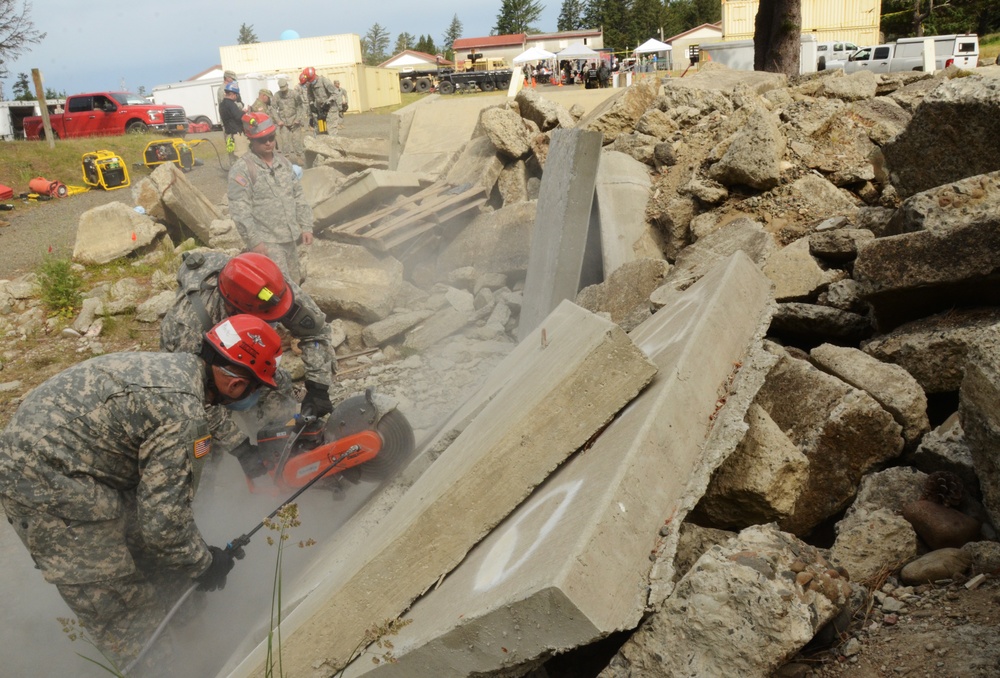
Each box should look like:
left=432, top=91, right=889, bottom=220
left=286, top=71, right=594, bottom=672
left=0, top=316, right=283, bottom=669
left=299, top=67, right=346, bottom=135
left=228, top=112, right=313, bottom=284
left=272, top=77, right=308, bottom=162
left=216, top=69, right=242, bottom=109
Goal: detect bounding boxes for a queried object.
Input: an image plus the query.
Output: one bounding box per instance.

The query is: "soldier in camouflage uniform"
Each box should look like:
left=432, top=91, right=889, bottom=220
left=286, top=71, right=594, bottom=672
left=160, top=250, right=335, bottom=459
left=0, top=316, right=283, bottom=667
left=299, top=67, right=346, bottom=135
left=272, top=77, right=308, bottom=160
left=250, top=88, right=273, bottom=118
left=228, top=113, right=313, bottom=284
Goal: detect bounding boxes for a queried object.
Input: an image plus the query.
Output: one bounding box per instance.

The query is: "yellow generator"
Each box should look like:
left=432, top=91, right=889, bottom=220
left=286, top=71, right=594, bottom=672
left=82, top=151, right=130, bottom=190
left=141, top=138, right=207, bottom=171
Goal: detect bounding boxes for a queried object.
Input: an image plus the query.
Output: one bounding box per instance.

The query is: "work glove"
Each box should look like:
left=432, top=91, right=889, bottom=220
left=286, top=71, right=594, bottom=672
left=196, top=546, right=236, bottom=592
left=232, top=439, right=272, bottom=479
left=300, top=380, right=333, bottom=419
left=225, top=135, right=235, bottom=153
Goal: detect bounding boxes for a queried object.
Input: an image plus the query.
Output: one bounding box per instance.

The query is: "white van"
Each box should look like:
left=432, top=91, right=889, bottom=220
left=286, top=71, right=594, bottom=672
left=894, top=34, right=979, bottom=70
left=816, top=41, right=859, bottom=70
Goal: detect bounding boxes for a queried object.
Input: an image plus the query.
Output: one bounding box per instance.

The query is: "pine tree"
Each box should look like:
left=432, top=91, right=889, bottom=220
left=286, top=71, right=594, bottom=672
left=631, top=0, right=665, bottom=45
left=394, top=32, right=416, bottom=53
left=237, top=23, right=258, bottom=44
left=443, top=13, right=463, bottom=61
left=557, top=0, right=587, bottom=31
left=493, top=0, right=545, bottom=35
left=415, top=34, right=437, bottom=55
left=362, top=23, right=391, bottom=65
left=12, top=72, right=31, bottom=100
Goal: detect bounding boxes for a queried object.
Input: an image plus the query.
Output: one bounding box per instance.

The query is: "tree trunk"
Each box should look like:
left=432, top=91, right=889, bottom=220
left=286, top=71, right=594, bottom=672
left=754, top=0, right=802, bottom=76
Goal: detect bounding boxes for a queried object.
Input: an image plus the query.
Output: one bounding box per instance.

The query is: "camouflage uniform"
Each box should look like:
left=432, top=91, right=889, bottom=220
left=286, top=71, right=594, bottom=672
left=250, top=89, right=273, bottom=119
left=160, top=250, right=333, bottom=447
left=0, top=352, right=216, bottom=666
left=272, top=81, right=308, bottom=157
left=228, top=149, right=313, bottom=283
left=305, top=74, right=346, bottom=134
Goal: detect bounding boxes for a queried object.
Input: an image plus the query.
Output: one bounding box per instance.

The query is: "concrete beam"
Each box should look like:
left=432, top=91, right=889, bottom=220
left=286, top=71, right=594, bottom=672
left=594, top=150, right=654, bottom=276
left=228, top=300, right=657, bottom=677
left=342, top=252, right=773, bottom=677
left=518, top=128, right=604, bottom=340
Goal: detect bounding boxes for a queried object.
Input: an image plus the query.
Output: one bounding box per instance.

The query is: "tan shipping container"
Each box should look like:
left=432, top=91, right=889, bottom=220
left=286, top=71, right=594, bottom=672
left=722, top=0, right=880, bottom=46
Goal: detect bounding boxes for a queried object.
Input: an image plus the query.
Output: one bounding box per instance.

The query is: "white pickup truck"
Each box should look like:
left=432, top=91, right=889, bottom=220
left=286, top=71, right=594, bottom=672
left=828, top=34, right=980, bottom=74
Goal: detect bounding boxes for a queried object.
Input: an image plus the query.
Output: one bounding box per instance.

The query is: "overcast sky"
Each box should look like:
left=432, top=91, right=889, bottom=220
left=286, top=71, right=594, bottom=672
left=2, top=0, right=564, bottom=97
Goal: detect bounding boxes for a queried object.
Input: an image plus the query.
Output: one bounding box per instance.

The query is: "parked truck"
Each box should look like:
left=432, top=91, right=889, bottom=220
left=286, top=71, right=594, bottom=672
left=23, top=92, right=187, bottom=140
left=0, top=99, right=64, bottom=140
left=829, top=34, right=980, bottom=74
left=151, top=74, right=288, bottom=129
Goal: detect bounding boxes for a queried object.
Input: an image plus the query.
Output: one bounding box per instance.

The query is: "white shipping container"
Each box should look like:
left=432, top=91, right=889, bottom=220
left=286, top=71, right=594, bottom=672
left=152, top=78, right=225, bottom=127
left=0, top=99, right=63, bottom=141
left=220, top=34, right=362, bottom=76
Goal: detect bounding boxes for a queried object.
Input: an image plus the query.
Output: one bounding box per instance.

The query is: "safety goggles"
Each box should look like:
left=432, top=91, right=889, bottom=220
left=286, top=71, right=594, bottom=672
left=218, top=364, right=261, bottom=391
left=254, top=133, right=277, bottom=144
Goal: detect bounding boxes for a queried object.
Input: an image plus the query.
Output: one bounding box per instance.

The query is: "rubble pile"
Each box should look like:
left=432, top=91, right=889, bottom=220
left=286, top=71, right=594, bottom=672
left=3, top=62, right=1000, bottom=677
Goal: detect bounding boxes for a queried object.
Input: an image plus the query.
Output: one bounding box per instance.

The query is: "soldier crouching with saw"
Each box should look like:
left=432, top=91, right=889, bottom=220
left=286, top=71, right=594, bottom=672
left=0, top=316, right=283, bottom=669
left=160, top=250, right=335, bottom=482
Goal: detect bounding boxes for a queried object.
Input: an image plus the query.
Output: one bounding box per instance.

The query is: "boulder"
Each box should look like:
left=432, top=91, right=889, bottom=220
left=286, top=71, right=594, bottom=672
left=830, top=508, right=918, bottom=582
left=899, top=548, right=971, bottom=584
left=769, top=303, right=871, bottom=344
left=762, top=237, right=828, bottom=302
left=444, top=135, right=504, bottom=192
left=910, top=415, right=979, bottom=495
left=696, top=404, right=809, bottom=528
left=496, top=159, right=529, bottom=205
left=580, top=78, right=660, bottom=145
left=480, top=106, right=532, bottom=160
left=611, top=131, right=658, bottom=166
left=361, top=310, right=434, bottom=347
left=888, top=170, right=1000, bottom=235
left=575, top=258, right=670, bottom=326
left=818, top=69, right=878, bottom=101
left=302, top=241, right=403, bottom=323
left=862, top=308, right=1000, bottom=394
left=708, top=106, right=786, bottom=191
left=902, top=499, right=982, bottom=550
left=881, top=76, right=1000, bottom=197
left=513, top=89, right=576, bottom=132
left=134, top=290, right=176, bottom=323
left=754, top=343, right=904, bottom=535
left=601, top=525, right=850, bottom=678
left=72, top=202, right=167, bottom=265
left=147, top=162, right=220, bottom=244
left=634, top=108, right=678, bottom=140
left=810, top=343, right=929, bottom=448
left=958, top=342, right=1000, bottom=527
left=819, top=278, right=867, bottom=313
left=808, top=228, right=874, bottom=264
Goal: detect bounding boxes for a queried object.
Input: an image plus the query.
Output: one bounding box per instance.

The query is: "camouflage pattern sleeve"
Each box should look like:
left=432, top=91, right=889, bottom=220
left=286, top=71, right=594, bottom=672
left=284, top=280, right=334, bottom=385
left=135, top=418, right=213, bottom=577
left=293, top=168, right=313, bottom=235
left=228, top=158, right=264, bottom=250
left=159, top=289, right=211, bottom=354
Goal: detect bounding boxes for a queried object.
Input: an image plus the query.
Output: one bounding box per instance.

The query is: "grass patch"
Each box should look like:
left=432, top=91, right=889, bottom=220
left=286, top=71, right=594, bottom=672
left=981, top=32, right=1000, bottom=62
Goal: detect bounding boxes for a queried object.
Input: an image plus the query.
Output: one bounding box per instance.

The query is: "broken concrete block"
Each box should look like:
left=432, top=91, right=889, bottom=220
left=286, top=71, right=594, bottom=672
left=708, top=105, right=786, bottom=191
left=580, top=78, right=659, bottom=145
left=762, top=236, right=827, bottom=302
left=830, top=507, right=918, bottom=582
left=808, top=228, right=875, bottom=264
left=338, top=253, right=772, bottom=678
left=696, top=403, right=809, bottom=529
left=238, top=300, right=657, bottom=677
left=604, top=525, right=851, bottom=678
left=72, top=202, right=167, bottom=265
left=436, top=201, right=536, bottom=278
left=818, top=69, right=878, bottom=102
left=361, top=310, right=433, bottom=347
left=958, top=342, right=1000, bottom=528
left=480, top=107, right=532, bottom=160
left=148, top=162, right=219, bottom=244
left=755, top=343, right=904, bottom=535
left=312, top=169, right=427, bottom=230
left=575, top=258, right=669, bottom=326
left=444, top=135, right=504, bottom=192
left=496, top=159, right=529, bottom=205
left=302, top=240, right=403, bottom=323
left=810, top=343, right=929, bottom=449
left=594, top=150, right=656, bottom=275
left=401, top=307, right=471, bottom=353
left=300, top=165, right=345, bottom=207
left=769, top=303, right=872, bottom=345
left=519, top=128, right=604, bottom=340
left=514, top=89, right=576, bottom=132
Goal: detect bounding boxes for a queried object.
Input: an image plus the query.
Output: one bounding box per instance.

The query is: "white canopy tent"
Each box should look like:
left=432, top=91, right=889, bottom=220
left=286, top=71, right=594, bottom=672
left=634, top=38, right=672, bottom=54
left=513, top=46, right=557, bottom=64
left=556, top=43, right=600, bottom=60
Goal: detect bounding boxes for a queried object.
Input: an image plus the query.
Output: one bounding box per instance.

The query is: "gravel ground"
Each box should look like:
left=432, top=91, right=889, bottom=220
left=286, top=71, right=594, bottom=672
left=0, top=113, right=391, bottom=279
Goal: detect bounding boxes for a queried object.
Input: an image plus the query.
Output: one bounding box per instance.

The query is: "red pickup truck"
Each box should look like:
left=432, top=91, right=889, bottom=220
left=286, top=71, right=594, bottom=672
left=23, top=91, right=187, bottom=140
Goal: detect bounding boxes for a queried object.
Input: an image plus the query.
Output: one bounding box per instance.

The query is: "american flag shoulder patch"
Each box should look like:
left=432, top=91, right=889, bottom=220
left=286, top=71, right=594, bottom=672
left=193, top=435, right=212, bottom=459
left=234, top=174, right=248, bottom=187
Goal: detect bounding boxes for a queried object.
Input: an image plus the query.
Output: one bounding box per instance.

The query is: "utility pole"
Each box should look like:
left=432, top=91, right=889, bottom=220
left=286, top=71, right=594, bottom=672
left=31, top=69, right=55, bottom=150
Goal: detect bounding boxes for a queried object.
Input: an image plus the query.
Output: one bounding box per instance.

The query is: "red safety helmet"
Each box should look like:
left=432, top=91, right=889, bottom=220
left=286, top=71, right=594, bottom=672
left=242, top=113, right=276, bottom=139
left=218, top=253, right=293, bottom=321
left=204, top=314, right=282, bottom=388
left=299, top=66, right=317, bottom=84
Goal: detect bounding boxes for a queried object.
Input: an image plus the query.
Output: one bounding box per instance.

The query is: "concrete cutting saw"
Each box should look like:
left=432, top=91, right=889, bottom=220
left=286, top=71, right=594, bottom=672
left=251, top=388, right=415, bottom=495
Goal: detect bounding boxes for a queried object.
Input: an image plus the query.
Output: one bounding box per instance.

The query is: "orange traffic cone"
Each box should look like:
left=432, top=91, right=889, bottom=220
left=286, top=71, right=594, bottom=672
left=531, top=77, right=536, bottom=88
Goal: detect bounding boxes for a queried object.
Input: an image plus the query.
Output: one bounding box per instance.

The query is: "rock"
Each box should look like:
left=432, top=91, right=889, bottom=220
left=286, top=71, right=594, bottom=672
left=847, top=466, right=927, bottom=518
left=881, top=77, right=1000, bottom=197
left=300, top=165, right=346, bottom=207
left=910, top=414, right=980, bottom=499
left=135, top=290, right=175, bottom=323
left=72, top=202, right=167, bottom=265
left=147, top=162, right=220, bottom=244
left=402, top=307, right=471, bottom=353
left=480, top=106, right=532, bottom=160
left=497, top=159, right=529, bottom=205
left=302, top=241, right=403, bottom=323
left=207, top=218, right=243, bottom=251
left=899, top=548, right=972, bottom=584
left=361, top=310, right=433, bottom=347
left=672, top=523, right=736, bottom=582
left=444, top=286, right=474, bottom=313
left=863, top=308, right=1000, bottom=394
left=762, top=237, right=828, bottom=302
left=819, top=278, right=867, bottom=313
left=574, top=259, right=670, bottom=326
left=902, top=499, right=982, bottom=550
left=648, top=195, right=696, bottom=261
left=754, top=343, right=904, bottom=535
left=514, top=89, right=576, bottom=132
left=696, top=404, right=809, bottom=528
left=959, top=342, right=1000, bottom=527
left=601, top=524, right=850, bottom=678
left=848, top=96, right=912, bottom=146
left=961, top=541, right=1000, bottom=575
left=831, top=507, right=918, bottom=582
left=818, top=70, right=879, bottom=101
left=888, top=170, right=1000, bottom=235
left=72, top=297, right=104, bottom=334
left=581, top=78, right=660, bottom=145
left=769, top=303, right=872, bottom=345
left=444, top=135, right=504, bottom=192
left=634, top=108, right=677, bottom=140
left=808, top=228, right=874, bottom=264
left=810, top=343, right=929, bottom=448
left=611, top=131, right=658, bottom=166
left=708, top=106, right=786, bottom=191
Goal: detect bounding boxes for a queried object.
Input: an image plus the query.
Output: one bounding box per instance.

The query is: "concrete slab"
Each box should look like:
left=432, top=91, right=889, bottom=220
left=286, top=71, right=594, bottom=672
left=518, top=128, right=604, bottom=340
left=342, top=252, right=773, bottom=677
left=148, top=161, right=220, bottom=243
left=594, top=150, right=654, bottom=275
left=311, top=169, right=429, bottom=231
left=227, top=301, right=658, bottom=677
